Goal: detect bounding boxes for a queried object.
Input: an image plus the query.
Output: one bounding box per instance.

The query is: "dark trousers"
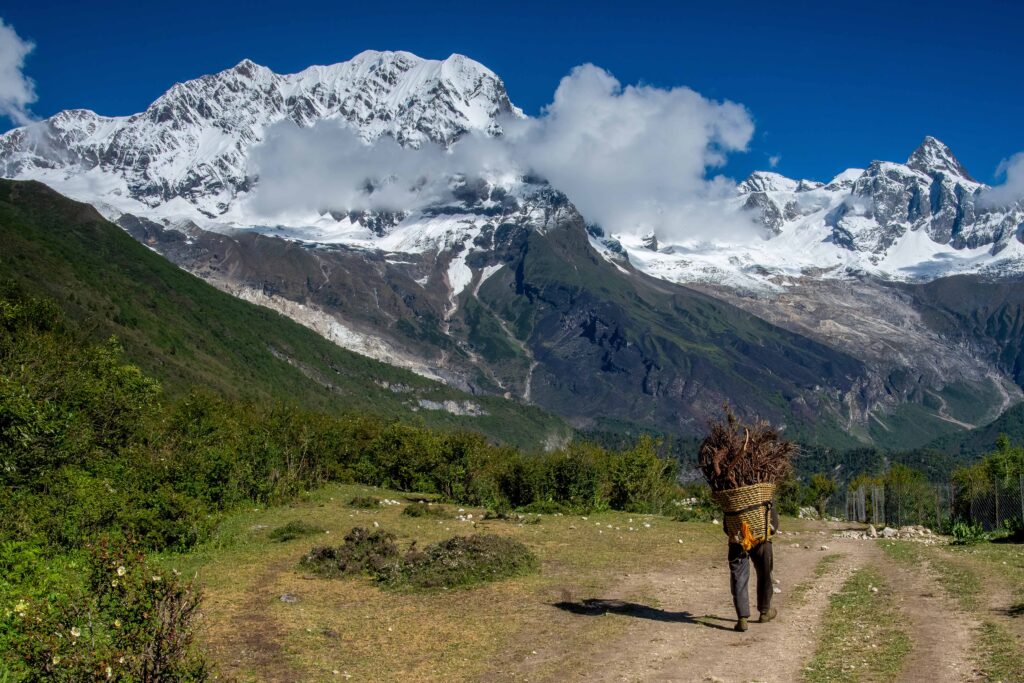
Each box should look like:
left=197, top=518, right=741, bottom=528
left=728, top=540, right=773, bottom=619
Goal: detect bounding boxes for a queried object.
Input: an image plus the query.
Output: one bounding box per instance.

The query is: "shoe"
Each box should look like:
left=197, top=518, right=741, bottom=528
left=734, top=617, right=748, bottom=632
left=758, top=607, right=777, bottom=623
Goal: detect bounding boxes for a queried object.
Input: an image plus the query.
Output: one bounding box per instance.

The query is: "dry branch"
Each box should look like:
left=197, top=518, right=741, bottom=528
left=698, top=404, right=794, bottom=492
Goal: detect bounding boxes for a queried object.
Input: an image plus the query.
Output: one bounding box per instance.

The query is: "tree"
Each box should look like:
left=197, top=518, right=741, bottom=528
left=809, top=473, right=837, bottom=518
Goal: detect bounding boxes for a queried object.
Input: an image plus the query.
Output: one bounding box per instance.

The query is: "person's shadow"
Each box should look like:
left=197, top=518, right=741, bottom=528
left=552, top=598, right=735, bottom=631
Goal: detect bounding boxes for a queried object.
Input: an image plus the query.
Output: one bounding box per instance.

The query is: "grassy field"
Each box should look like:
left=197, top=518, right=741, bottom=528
left=158, top=486, right=1024, bottom=682
left=163, top=483, right=725, bottom=681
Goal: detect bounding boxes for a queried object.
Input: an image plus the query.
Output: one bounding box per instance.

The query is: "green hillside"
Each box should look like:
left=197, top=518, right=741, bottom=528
left=470, top=216, right=867, bottom=449
left=0, top=180, right=567, bottom=449
left=919, top=401, right=1024, bottom=459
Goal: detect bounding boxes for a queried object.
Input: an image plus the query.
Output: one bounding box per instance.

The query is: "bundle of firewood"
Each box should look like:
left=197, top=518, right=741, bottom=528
left=697, top=404, right=795, bottom=492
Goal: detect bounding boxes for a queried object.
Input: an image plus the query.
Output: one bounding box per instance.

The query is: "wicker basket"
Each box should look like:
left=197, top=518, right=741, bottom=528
left=712, top=482, right=776, bottom=545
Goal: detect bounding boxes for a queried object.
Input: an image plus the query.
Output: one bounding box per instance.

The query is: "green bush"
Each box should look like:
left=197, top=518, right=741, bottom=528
left=516, top=500, right=571, bottom=515
left=607, top=435, right=676, bottom=513
left=950, top=521, right=987, bottom=545
left=268, top=521, right=326, bottom=542
left=672, top=506, right=715, bottom=523
left=347, top=496, right=382, bottom=509
left=401, top=504, right=451, bottom=519
left=383, top=534, right=537, bottom=591
left=299, top=527, right=400, bottom=578
left=0, top=537, right=208, bottom=681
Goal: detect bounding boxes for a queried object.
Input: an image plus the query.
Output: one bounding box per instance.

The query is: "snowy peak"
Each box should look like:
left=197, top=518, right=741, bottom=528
left=0, top=50, right=519, bottom=216
left=906, top=136, right=974, bottom=181
left=738, top=171, right=799, bottom=194
left=738, top=171, right=824, bottom=194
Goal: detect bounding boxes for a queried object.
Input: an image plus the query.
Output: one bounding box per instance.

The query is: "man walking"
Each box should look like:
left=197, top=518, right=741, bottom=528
left=729, top=503, right=779, bottom=632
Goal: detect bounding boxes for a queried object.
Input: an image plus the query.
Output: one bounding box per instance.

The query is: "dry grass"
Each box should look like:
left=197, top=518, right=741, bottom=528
left=159, top=483, right=723, bottom=682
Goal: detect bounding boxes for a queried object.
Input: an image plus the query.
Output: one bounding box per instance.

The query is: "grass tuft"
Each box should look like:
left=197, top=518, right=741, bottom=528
left=788, top=553, right=840, bottom=607
left=975, top=620, right=1024, bottom=682
left=267, top=520, right=326, bottom=543
left=401, top=504, right=452, bottom=519
left=348, top=496, right=382, bottom=509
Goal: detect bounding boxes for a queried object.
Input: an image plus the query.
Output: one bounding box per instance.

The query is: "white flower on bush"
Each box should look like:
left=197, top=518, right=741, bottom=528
left=116, top=566, right=126, bottom=576
left=70, top=626, right=81, bottom=638
left=113, top=619, right=122, bottom=629
left=13, top=600, right=27, bottom=616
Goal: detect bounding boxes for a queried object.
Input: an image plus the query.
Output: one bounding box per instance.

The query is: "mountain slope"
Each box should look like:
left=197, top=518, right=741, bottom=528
left=906, top=275, right=1024, bottom=387
left=469, top=206, right=869, bottom=445
left=0, top=179, right=568, bottom=449
left=919, top=401, right=1024, bottom=459
left=121, top=180, right=874, bottom=446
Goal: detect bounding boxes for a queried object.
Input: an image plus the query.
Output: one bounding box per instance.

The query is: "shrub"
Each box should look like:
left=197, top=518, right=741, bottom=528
left=0, top=537, right=208, bottom=681
left=483, top=509, right=541, bottom=524
left=672, top=506, right=715, bottom=523
left=268, top=520, right=326, bottom=542
left=347, top=496, right=382, bottom=508
left=300, top=529, right=537, bottom=591
left=608, top=435, right=677, bottom=513
left=299, top=527, right=400, bottom=578
left=516, top=500, right=570, bottom=515
left=950, top=521, right=987, bottom=545
left=384, top=534, right=537, bottom=591
left=401, top=504, right=451, bottom=519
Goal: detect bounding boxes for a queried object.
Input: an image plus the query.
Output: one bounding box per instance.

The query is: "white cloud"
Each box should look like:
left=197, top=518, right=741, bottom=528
left=505, top=65, right=758, bottom=242
left=768, top=155, right=781, bottom=168
left=0, top=18, right=37, bottom=125
left=246, top=63, right=761, bottom=241
left=977, top=152, right=1024, bottom=209
left=246, top=122, right=513, bottom=219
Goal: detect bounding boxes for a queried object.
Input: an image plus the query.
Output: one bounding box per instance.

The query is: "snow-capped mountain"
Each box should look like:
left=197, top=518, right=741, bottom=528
left=0, top=51, right=519, bottom=218
left=611, top=137, right=1024, bottom=291
left=3, top=51, right=1024, bottom=448
left=1, top=48, right=1020, bottom=290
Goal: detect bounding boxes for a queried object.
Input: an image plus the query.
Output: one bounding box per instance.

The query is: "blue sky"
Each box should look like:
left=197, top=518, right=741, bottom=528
left=2, top=0, right=1022, bottom=184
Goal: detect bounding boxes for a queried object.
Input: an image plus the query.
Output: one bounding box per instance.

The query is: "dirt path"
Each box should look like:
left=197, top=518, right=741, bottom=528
left=518, top=527, right=985, bottom=683
left=203, top=557, right=306, bottom=683
left=873, top=550, right=980, bottom=683
left=582, top=532, right=867, bottom=683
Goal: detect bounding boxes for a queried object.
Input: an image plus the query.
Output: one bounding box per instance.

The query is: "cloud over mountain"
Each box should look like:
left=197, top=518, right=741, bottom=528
left=246, top=64, right=760, bottom=241
left=978, top=152, right=1024, bottom=209
left=0, top=18, right=37, bottom=125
